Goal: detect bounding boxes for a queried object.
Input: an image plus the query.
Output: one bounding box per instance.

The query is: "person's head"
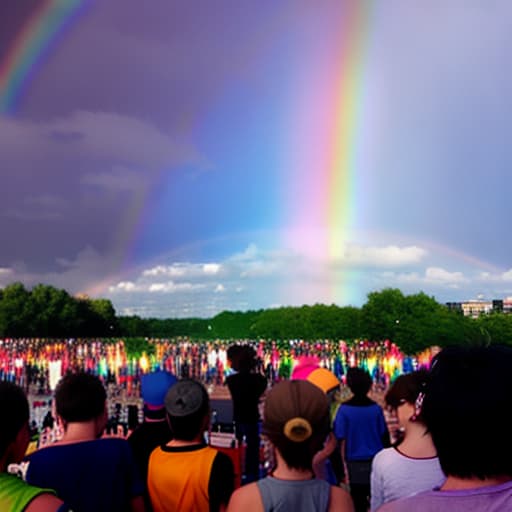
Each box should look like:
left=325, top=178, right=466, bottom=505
left=236, top=345, right=257, bottom=373
left=141, top=370, right=177, bottom=419
left=227, top=344, right=243, bottom=371
left=423, top=344, right=512, bottom=480
left=0, top=381, right=30, bottom=467
left=346, top=367, right=372, bottom=397
left=55, top=372, right=107, bottom=434
left=263, top=380, right=330, bottom=471
left=164, top=379, right=210, bottom=441
left=385, top=369, right=429, bottom=428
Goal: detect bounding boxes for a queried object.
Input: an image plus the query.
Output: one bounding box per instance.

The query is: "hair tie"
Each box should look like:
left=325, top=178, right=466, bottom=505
left=283, top=417, right=312, bottom=442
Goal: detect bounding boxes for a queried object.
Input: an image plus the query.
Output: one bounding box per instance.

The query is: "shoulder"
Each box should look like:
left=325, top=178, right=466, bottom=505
left=373, top=447, right=396, bottom=465
left=25, top=493, right=66, bottom=512
left=329, top=485, right=354, bottom=512
left=226, top=482, right=263, bottom=512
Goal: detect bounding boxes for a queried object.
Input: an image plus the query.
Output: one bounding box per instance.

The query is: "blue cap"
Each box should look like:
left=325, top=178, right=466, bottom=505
left=140, top=371, right=178, bottom=407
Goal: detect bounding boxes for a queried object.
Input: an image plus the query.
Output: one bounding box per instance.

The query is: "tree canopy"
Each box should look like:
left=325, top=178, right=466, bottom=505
left=0, top=283, right=510, bottom=354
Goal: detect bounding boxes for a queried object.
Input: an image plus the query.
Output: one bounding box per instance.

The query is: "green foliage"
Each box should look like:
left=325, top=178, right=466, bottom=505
left=2, top=283, right=512, bottom=355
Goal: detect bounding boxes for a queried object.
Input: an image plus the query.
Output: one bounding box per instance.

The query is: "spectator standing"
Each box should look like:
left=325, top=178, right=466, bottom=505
left=378, top=344, right=512, bottom=511
left=370, top=370, right=444, bottom=511
left=226, top=345, right=267, bottom=483
left=0, top=381, right=69, bottom=512
left=227, top=380, right=354, bottom=512
left=26, top=372, right=145, bottom=512
left=334, top=367, right=390, bottom=512
left=128, top=370, right=177, bottom=511
left=147, top=379, right=234, bottom=512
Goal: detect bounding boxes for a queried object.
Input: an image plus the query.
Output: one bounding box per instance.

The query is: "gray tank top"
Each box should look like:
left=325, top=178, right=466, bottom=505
left=257, top=476, right=331, bottom=512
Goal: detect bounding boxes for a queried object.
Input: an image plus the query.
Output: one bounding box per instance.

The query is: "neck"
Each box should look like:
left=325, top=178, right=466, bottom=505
left=272, top=448, right=314, bottom=481
left=442, top=475, right=512, bottom=491
left=168, top=437, right=203, bottom=447
left=398, top=424, right=437, bottom=458
left=58, top=421, right=99, bottom=444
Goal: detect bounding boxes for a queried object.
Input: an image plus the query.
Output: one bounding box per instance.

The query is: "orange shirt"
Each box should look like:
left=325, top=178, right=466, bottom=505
left=148, top=444, right=218, bottom=512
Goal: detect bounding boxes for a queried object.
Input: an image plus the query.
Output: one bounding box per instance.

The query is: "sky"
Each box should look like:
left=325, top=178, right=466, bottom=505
left=1, top=0, right=512, bottom=318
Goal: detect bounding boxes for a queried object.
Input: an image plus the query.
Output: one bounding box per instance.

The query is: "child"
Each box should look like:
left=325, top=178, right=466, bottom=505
left=227, top=380, right=354, bottom=512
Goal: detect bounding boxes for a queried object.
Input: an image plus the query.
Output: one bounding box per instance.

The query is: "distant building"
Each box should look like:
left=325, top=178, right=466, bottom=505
left=447, top=298, right=512, bottom=318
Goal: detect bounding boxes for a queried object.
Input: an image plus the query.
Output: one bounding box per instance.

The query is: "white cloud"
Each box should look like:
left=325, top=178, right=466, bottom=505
left=148, top=281, right=204, bottom=293
left=143, top=265, right=186, bottom=278
left=343, top=245, right=426, bottom=266
left=109, top=281, right=137, bottom=292
left=425, top=267, right=466, bottom=283
left=502, top=269, right=512, bottom=281
left=203, top=263, right=221, bottom=275
left=0, top=268, right=13, bottom=275
left=215, top=284, right=226, bottom=293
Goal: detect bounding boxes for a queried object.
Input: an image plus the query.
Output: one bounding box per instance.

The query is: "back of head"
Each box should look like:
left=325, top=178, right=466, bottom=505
left=423, top=344, right=512, bottom=479
left=237, top=345, right=257, bottom=373
left=165, top=379, right=209, bottom=441
left=55, top=372, right=106, bottom=423
left=347, top=367, right=372, bottom=397
left=0, top=381, right=29, bottom=460
left=385, top=370, right=429, bottom=422
left=263, top=380, right=329, bottom=471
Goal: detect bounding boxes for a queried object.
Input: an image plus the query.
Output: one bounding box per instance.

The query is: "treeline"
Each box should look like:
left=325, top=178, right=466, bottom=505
left=2, top=283, right=512, bottom=354
left=0, top=283, right=117, bottom=337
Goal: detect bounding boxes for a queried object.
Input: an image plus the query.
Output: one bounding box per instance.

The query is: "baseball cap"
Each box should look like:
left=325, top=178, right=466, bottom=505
left=140, top=371, right=178, bottom=407
left=307, top=368, right=340, bottom=395
left=164, top=379, right=209, bottom=418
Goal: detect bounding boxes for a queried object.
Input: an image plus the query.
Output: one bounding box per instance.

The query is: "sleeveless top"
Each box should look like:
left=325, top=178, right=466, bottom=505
left=257, top=476, right=331, bottom=512
left=0, top=473, right=54, bottom=512
left=148, top=444, right=218, bottom=512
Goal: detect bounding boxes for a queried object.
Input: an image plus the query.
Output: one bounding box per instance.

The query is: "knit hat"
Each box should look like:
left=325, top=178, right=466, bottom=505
left=263, top=380, right=329, bottom=443
left=164, top=379, right=209, bottom=417
left=140, top=371, right=178, bottom=408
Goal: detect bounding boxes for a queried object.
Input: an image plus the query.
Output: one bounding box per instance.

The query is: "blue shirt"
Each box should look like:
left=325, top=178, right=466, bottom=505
left=27, top=438, right=144, bottom=512
left=334, top=400, right=388, bottom=461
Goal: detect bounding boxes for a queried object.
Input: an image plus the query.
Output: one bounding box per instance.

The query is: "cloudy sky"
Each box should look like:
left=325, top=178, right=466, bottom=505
left=1, top=1, right=512, bottom=318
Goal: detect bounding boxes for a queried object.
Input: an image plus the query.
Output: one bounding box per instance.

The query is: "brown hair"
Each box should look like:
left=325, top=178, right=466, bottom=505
left=263, top=380, right=329, bottom=470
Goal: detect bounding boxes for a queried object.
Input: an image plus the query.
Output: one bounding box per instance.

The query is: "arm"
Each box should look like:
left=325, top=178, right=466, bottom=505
left=312, top=432, right=337, bottom=480
left=328, top=486, right=354, bottom=512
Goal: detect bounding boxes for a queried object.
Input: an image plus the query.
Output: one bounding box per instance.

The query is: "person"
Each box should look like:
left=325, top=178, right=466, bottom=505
left=333, top=367, right=390, bottom=512
left=147, top=379, right=234, bottom=512
left=227, top=380, right=354, bottom=512
left=378, top=344, right=512, bottom=511
left=128, top=370, right=177, bottom=510
left=226, top=344, right=267, bottom=483
left=128, top=371, right=177, bottom=508
left=26, top=372, right=145, bottom=512
left=0, top=381, right=69, bottom=512
left=370, top=370, right=444, bottom=511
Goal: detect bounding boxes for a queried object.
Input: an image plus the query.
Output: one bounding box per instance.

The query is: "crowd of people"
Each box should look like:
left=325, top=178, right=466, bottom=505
left=1, top=340, right=512, bottom=511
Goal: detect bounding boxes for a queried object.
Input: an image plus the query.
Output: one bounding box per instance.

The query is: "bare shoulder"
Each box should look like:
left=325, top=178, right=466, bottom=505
left=226, top=482, right=264, bottom=512
left=25, top=492, right=65, bottom=512
left=329, top=485, right=355, bottom=512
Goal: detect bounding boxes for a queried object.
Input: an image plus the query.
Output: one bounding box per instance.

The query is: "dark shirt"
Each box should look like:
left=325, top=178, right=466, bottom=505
left=128, top=420, right=173, bottom=482
left=27, top=438, right=144, bottom=512
left=226, top=372, right=267, bottom=423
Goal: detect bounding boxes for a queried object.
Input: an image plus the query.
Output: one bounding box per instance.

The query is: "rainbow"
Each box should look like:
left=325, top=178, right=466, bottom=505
left=284, top=3, right=376, bottom=306
left=0, top=0, right=83, bottom=114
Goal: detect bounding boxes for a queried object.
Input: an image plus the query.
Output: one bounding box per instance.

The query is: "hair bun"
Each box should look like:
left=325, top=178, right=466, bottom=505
left=283, top=417, right=313, bottom=442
